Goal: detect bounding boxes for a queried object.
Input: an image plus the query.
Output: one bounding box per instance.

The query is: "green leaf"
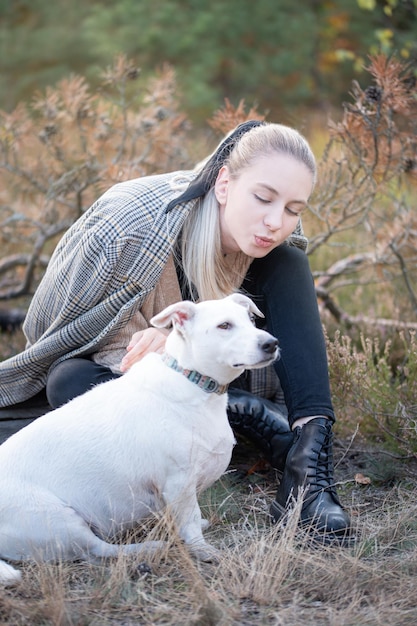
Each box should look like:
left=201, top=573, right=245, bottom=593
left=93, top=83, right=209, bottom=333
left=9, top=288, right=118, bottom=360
left=357, top=0, right=376, bottom=10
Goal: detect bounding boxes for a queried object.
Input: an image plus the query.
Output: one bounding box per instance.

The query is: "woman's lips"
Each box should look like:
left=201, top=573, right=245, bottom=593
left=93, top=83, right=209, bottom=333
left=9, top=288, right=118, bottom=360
left=254, top=235, right=274, bottom=248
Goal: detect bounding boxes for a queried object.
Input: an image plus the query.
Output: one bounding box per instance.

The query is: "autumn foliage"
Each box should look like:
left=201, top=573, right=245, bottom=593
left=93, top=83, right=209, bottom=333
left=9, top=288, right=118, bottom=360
left=0, top=56, right=189, bottom=299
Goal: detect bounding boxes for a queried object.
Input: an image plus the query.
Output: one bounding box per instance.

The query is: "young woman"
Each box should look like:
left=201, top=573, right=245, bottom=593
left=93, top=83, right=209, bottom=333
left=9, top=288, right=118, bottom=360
left=0, top=120, right=352, bottom=543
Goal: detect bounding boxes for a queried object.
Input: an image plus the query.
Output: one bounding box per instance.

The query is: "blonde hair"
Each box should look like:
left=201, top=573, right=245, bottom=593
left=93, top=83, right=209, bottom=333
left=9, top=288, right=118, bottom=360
left=179, top=123, right=316, bottom=301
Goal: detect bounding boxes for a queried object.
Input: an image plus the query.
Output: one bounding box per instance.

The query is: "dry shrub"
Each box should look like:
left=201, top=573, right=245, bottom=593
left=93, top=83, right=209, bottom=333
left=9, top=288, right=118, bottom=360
left=0, top=54, right=190, bottom=300
left=327, top=327, right=417, bottom=455
left=310, top=54, right=417, bottom=331
left=330, top=54, right=416, bottom=177
left=207, top=97, right=265, bottom=135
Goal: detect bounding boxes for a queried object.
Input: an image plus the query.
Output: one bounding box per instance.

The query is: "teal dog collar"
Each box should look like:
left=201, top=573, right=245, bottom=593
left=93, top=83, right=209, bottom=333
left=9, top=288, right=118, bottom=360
left=161, top=353, right=228, bottom=395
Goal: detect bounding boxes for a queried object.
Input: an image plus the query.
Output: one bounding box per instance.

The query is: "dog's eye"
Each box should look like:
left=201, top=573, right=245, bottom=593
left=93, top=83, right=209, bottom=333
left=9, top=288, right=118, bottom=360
left=217, top=321, right=232, bottom=330
left=249, top=313, right=256, bottom=326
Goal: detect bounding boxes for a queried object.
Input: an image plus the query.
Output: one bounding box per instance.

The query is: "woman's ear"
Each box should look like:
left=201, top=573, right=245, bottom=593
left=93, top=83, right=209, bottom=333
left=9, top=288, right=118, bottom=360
left=214, top=165, right=229, bottom=205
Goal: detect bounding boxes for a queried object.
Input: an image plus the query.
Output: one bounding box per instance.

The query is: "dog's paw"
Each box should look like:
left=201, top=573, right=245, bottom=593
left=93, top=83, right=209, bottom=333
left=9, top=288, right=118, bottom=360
left=0, top=561, right=22, bottom=587
left=188, top=542, right=221, bottom=564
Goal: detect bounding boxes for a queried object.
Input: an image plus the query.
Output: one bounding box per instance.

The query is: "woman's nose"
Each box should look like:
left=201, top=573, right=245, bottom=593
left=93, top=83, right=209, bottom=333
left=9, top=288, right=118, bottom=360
left=263, top=207, right=283, bottom=231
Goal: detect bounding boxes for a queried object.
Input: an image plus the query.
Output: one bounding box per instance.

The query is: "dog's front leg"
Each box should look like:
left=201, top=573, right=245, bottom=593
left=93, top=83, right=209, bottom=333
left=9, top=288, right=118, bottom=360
left=164, top=481, right=221, bottom=563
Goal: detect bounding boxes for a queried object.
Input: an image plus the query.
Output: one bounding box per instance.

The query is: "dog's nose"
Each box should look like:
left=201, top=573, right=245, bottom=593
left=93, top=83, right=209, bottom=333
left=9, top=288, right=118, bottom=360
left=261, top=338, right=279, bottom=354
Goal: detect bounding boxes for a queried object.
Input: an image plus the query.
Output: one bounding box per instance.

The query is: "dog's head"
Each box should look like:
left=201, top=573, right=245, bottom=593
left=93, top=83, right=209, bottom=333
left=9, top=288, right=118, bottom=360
left=150, top=294, right=279, bottom=385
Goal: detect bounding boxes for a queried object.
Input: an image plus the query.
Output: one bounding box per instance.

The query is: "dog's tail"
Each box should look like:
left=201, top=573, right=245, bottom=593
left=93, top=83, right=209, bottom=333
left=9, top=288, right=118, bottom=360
left=0, top=559, right=22, bottom=586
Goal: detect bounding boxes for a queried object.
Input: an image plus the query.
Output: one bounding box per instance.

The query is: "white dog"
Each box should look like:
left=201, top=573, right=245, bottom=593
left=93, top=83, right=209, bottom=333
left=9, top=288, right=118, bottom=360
left=0, top=294, right=279, bottom=586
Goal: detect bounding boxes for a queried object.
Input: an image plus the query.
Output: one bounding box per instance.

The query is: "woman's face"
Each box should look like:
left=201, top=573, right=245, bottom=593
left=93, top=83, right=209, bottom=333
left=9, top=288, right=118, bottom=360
left=214, top=152, right=314, bottom=257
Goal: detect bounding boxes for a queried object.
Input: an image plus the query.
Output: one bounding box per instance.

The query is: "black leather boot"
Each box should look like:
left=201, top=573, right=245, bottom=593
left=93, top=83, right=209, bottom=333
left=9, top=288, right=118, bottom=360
left=227, top=389, right=294, bottom=473
left=270, top=417, right=352, bottom=542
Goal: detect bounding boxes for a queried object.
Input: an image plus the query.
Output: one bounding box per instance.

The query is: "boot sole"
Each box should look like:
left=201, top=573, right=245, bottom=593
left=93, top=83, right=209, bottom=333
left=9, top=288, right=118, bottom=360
left=269, top=499, right=355, bottom=548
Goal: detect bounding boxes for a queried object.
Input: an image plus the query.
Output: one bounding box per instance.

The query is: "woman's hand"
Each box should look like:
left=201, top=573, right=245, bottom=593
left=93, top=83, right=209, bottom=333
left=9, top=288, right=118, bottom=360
left=120, top=327, right=170, bottom=372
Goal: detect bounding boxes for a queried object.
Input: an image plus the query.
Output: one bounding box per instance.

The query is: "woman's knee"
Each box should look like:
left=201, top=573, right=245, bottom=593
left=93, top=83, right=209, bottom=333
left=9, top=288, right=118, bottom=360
left=251, top=244, right=313, bottom=293
left=266, top=244, right=310, bottom=276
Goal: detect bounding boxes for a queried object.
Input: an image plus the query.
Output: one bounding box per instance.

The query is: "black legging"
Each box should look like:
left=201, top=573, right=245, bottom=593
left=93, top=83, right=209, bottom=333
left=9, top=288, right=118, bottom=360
left=241, top=244, right=334, bottom=427
left=46, top=244, right=334, bottom=426
left=46, top=357, right=121, bottom=408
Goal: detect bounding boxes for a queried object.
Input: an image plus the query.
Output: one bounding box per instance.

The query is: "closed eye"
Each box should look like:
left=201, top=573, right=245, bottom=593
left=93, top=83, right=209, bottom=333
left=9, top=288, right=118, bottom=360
left=217, top=321, right=233, bottom=330
left=254, top=194, right=271, bottom=204
left=285, top=205, right=303, bottom=217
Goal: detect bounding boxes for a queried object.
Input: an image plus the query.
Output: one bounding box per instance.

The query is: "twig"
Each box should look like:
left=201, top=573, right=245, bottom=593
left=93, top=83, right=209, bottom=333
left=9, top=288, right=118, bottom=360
left=335, top=423, right=360, bottom=469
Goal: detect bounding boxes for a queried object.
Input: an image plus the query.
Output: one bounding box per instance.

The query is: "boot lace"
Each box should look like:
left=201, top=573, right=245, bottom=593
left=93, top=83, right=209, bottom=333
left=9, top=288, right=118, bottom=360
left=306, top=429, right=340, bottom=503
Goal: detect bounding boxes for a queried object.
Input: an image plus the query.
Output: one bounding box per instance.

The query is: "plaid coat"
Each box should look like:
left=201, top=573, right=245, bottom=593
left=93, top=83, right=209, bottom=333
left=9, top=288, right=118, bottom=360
left=0, top=170, right=308, bottom=406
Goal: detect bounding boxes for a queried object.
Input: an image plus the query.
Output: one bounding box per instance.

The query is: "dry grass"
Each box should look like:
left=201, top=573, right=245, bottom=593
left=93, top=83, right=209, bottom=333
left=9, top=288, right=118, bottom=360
left=2, top=440, right=417, bottom=626
left=1, top=330, right=417, bottom=625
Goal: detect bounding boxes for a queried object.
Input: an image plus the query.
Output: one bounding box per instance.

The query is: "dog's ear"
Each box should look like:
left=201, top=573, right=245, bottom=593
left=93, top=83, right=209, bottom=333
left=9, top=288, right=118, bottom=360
left=150, top=300, right=197, bottom=329
left=228, top=293, right=265, bottom=318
